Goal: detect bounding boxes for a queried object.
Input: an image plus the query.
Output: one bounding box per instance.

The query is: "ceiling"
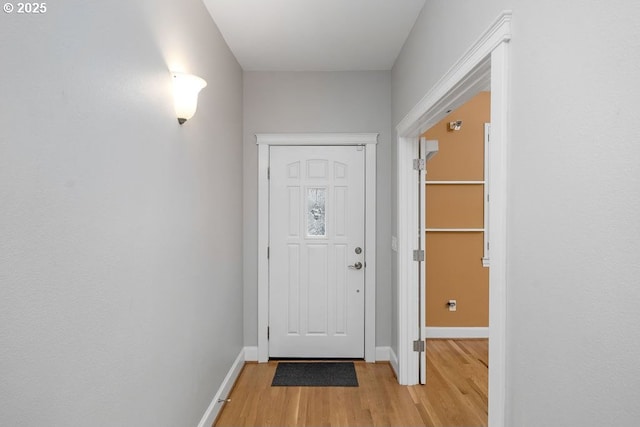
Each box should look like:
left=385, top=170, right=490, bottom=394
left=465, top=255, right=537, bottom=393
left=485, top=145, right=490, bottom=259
left=202, top=0, right=426, bottom=71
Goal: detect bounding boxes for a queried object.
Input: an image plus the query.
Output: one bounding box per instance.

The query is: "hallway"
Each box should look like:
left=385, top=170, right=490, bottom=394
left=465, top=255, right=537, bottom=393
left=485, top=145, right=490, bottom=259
left=215, top=339, right=488, bottom=427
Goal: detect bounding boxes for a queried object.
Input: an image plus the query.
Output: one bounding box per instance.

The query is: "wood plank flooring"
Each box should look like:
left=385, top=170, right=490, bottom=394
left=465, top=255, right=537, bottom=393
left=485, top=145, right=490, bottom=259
left=214, top=339, right=487, bottom=427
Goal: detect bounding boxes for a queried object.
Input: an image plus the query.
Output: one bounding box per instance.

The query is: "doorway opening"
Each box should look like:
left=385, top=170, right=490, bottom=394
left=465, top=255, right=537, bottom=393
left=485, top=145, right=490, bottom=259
left=423, top=91, right=491, bottom=341
left=395, top=11, right=511, bottom=427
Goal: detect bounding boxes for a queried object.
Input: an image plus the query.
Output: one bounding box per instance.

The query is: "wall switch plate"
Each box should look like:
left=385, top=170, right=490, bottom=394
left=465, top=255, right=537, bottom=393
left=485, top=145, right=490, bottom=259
left=448, top=300, right=457, bottom=312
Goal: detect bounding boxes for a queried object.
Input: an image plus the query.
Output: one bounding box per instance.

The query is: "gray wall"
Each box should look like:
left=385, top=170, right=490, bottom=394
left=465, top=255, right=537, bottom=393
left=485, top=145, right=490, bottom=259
left=391, top=0, right=511, bottom=127
left=0, top=1, right=243, bottom=426
left=392, top=0, right=640, bottom=425
left=243, top=71, right=392, bottom=347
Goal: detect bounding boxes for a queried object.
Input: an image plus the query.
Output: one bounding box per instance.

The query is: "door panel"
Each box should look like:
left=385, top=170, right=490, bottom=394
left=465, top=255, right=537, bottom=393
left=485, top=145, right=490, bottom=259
left=269, top=146, right=365, bottom=358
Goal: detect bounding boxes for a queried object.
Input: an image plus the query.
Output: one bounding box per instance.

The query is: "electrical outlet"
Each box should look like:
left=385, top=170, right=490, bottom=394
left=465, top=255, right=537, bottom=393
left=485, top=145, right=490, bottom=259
left=447, top=300, right=457, bottom=312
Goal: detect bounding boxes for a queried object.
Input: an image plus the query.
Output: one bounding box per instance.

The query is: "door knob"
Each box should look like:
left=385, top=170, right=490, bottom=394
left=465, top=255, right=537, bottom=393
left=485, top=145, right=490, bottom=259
left=348, top=262, right=363, bottom=270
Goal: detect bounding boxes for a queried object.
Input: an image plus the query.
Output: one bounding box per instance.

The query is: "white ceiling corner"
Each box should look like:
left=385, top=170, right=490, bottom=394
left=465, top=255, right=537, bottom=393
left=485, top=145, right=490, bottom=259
left=203, top=0, right=426, bottom=71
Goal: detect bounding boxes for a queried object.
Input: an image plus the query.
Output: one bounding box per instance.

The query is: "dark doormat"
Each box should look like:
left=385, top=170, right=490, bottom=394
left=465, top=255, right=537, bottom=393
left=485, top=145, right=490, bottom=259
left=271, top=362, right=359, bottom=387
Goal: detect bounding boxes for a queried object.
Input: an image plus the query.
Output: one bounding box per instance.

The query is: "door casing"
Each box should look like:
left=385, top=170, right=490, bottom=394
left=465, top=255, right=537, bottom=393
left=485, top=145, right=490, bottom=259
left=256, top=133, right=378, bottom=363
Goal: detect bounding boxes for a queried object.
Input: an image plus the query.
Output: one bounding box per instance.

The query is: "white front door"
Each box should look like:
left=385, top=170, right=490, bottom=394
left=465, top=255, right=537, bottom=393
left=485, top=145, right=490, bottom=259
left=269, top=145, right=365, bottom=358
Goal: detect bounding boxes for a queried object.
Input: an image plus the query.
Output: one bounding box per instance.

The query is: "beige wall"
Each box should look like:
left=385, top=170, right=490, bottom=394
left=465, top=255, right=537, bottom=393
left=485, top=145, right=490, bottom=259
left=423, top=91, right=490, bottom=327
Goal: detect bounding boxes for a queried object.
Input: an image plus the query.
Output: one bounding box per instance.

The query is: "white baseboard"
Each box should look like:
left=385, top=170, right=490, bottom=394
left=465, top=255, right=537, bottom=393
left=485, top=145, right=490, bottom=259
left=389, top=347, right=399, bottom=378
left=197, top=349, right=245, bottom=427
left=244, top=346, right=258, bottom=362
left=424, top=327, right=489, bottom=339
left=375, top=346, right=390, bottom=361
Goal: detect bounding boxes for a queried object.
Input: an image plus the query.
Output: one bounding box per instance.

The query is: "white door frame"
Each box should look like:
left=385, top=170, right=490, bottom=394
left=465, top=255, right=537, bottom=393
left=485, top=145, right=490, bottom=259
left=395, top=11, right=511, bottom=427
left=257, top=133, right=378, bottom=363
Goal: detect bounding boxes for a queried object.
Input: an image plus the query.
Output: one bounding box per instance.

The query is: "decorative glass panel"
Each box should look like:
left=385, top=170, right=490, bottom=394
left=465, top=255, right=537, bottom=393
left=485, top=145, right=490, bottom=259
left=307, top=188, right=326, bottom=236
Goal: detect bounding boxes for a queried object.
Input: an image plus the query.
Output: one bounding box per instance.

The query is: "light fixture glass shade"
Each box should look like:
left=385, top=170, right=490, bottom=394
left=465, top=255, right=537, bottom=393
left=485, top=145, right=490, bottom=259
left=172, top=72, right=207, bottom=124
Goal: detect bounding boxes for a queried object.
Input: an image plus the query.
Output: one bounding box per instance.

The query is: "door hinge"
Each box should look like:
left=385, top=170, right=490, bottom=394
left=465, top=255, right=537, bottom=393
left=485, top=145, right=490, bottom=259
left=267, top=167, right=270, bottom=179
left=413, top=249, right=425, bottom=262
left=267, top=326, right=270, bottom=340
left=487, top=241, right=490, bottom=251
left=267, top=246, right=270, bottom=259
left=413, top=159, right=426, bottom=171
left=413, top=340, right=425, bottom=352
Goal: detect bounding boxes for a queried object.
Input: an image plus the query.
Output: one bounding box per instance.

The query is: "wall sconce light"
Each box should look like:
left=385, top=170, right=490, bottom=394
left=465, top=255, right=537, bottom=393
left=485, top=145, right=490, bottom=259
left=171, top=72, right=207, bottom=125
left=448, top=120, right=463, bottom=131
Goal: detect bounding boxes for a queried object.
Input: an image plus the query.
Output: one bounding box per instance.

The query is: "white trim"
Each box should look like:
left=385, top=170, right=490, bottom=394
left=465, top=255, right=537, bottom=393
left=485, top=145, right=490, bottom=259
left=364, top=140, right=377, bottom=362
left=257, top=143, right=269, bottom=362
left=396, top=136, right=420, bottom=385
left=396, top=11, right=511, bottom=137
left=244, top=346, right=258, bottom=362
left=389, top=347, right=399, bottom=379
left=375, top=346, right=391, bottom=361
left=395, top=10, right=511, bottom=427
left=256, top=133, right=378, bottom=363
left=424, top=327, right=489, bottom=339
left=256, top=133, right=378, bottom=146
left=488, top=36, right=510, bottom=427
left=197, top=349, right=245, bottom=427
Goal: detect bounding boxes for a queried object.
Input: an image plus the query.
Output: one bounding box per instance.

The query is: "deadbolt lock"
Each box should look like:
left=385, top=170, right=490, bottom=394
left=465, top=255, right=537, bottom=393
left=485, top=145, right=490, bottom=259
left=355, top=247, right=362, bottom=254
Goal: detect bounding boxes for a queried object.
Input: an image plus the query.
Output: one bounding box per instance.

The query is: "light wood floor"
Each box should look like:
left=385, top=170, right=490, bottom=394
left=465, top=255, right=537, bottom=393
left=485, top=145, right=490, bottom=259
left=214, top=339, right=488, bottom=427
